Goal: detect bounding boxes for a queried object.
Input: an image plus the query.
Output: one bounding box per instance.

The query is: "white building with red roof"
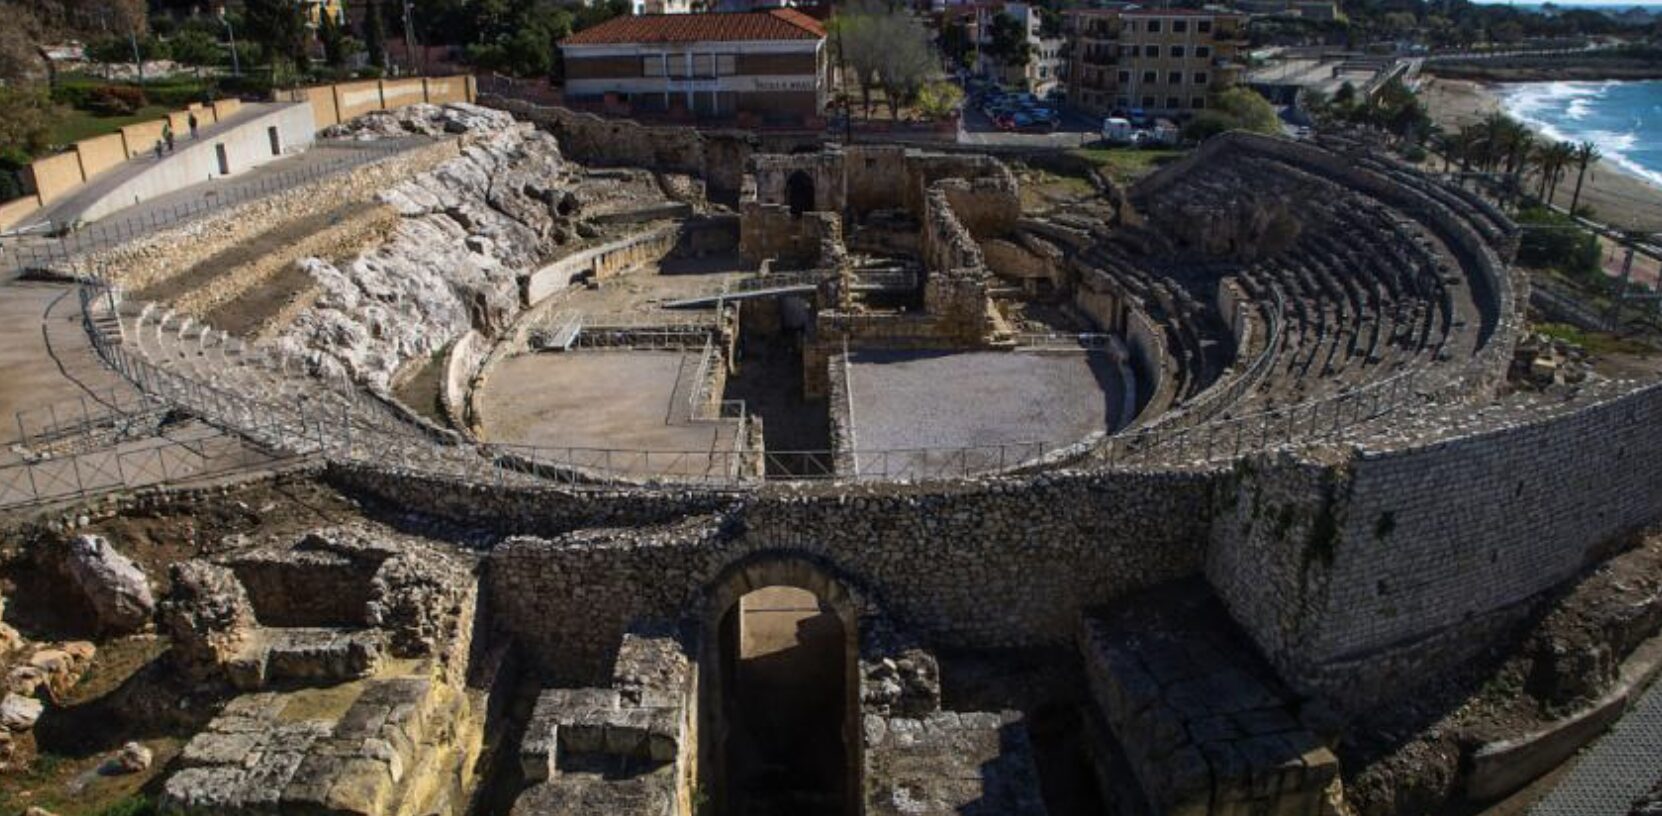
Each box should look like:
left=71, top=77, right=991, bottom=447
left=558, top=10, right=829, bottom=126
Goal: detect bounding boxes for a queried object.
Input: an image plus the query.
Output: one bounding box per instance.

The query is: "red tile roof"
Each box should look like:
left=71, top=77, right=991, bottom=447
left=560, top=9, right=827, bottom=46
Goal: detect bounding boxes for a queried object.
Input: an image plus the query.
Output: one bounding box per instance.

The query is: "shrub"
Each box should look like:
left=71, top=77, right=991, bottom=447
left=1516, top=206, right=1602, bottom=280
left=87, top=84, right=149, bottom=116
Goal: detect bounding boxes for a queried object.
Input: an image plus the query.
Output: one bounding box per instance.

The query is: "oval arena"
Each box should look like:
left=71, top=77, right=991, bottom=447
left=4, top=97, right=1660, bottom=816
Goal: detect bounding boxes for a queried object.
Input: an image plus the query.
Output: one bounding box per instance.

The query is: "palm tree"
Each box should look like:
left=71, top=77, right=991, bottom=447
left=1569, top=141, right=1602, bottom=216
left=1533, top=141, right=1576, bottom=204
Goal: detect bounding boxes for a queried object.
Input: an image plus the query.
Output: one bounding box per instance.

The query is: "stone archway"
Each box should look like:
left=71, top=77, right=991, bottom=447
left=786, top=169, right=816, bottom=216
left=698, top=554, right=865, bottom=816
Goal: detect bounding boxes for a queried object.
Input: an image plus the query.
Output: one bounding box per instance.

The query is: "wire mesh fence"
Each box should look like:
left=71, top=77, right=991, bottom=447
left=47, top=279, right=1432, bottom=498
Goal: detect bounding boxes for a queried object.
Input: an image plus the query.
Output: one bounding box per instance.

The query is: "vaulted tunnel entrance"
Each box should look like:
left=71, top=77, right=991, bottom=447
left=700, top=560, right=862, bottom=816
left=786, top=170, right=816, bottom=216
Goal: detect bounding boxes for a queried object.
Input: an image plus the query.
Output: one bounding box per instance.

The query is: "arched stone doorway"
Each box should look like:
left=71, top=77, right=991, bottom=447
left=699, top=555, right=864, bottom=816
left=786, top=170, right=816, bottom=216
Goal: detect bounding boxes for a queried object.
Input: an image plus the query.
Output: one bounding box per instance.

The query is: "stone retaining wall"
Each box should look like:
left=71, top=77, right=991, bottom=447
left=481, top=470, right=1216, bottom=683
left=1209, top=379, right=1662, bottom=711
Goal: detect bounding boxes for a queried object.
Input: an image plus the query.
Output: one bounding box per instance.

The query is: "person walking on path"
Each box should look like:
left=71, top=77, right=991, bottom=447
left=188, top=112, right=198, bottom=140
left=162, top=121, right=175, bottom=154
left=153, top=139, right=164, bottom=160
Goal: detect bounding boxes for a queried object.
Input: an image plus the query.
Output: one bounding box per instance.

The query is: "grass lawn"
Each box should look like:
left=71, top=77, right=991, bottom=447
left=48, top=105, right=174, bottom=149
left=1067, top=147, right=1186, bottom=184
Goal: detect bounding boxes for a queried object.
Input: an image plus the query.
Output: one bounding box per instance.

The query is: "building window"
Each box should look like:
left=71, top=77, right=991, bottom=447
left=1196, top=46, right=1212, bottom=58
left=1194, top=71, right=1208, bottom=84
left=1168, top=71, right=1182, bottom=84
left=691, top=54, right=714, bottom=77
left=1142, top=70, right=1156, bottom=83
left=1147, top=19, right=1161, bottom=32
left=1192, top=96, right=1206, bottom=109
left=1118, top=70, right=1131, bottom=83
left=1117, top=96, right=1130, bottom=108
left=717, top=54, right=736, bottom=75
left=1142, top=95, right=1155, bottom=107
left=1144, top=44, right=1159, bottom=57
left=1126, top=20, right=1137, bottom=32
left=1173, top=20, right=1188, bottom=32
left=1197, top=19, right=1212, bottom=32
left=643, top=56, right=665, bottom=77
left=1166, top=96, right=1180, bottom=108
left=1170, top=45, right=1184, bottom=57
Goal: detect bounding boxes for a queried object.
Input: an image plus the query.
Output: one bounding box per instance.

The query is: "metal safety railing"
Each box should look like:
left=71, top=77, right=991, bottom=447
left=42, top=276, right=1440, bottom=497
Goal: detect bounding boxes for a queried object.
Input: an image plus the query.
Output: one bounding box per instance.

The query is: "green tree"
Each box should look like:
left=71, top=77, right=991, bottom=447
left=0, top=85, right=62, bottom=166
left=986, top=12, right=1034, bottom=70
left=244, top=0, right=309, bottom=75
left=1568, top=141, right=1601, bottom=215
left=1515, top=206, right=1601, bottom=279
left=914, top=80, right=963, bottom=121
left=169, top=28, right=223, bottom=78
left=364, top=0, right=388, bottom=69
left=320, top=9, right=346, bottom=68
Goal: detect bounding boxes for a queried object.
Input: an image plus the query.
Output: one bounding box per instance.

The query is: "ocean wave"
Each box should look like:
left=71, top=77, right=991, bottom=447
left=1500, top=80, right=1662, bottom=190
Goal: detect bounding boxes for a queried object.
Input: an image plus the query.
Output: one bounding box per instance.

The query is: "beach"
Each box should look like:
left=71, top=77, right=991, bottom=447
left=1420, top=76, right=1662, bottom=234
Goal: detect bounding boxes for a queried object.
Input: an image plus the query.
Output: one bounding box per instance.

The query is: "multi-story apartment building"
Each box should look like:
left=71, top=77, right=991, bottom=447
left=1066, top=7, right=1248, bottom=118
left=971, top=2, right=1066, bottom=94
left=558, top=10, right=829, bottom=125
left=631, top=0, right=693, bottom=15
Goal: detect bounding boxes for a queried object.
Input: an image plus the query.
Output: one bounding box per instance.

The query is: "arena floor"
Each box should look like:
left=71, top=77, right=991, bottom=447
left=475, top=350, right=742, bottom=476
left=842, top=349, right=1129, bottom=459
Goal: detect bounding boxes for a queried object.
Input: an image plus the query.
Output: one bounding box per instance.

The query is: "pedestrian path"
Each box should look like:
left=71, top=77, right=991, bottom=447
left=1530, top=678, right=1662, bottom=816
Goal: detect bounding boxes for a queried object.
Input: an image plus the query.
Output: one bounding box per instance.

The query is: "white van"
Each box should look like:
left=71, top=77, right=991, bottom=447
left=1102, top=117, right=1135, bottom=144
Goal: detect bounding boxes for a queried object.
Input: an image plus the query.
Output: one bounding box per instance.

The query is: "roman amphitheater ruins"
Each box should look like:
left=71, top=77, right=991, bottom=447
left=3, top=96, right=1661, bottom=816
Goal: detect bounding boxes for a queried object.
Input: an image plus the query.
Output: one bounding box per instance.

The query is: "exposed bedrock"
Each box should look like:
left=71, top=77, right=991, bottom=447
left=279, top=104, right=581, bottom=391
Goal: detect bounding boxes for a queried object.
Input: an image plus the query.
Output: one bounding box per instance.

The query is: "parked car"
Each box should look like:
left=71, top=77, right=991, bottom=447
left=1015, top=115, right=1058, bottom=133
left=1102, top=117, right=1135, bottom=144
left=1128, top=108, right=1151, bottom=127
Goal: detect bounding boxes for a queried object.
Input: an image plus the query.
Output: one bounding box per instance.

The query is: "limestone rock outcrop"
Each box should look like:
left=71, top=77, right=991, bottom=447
left=281, top=103, right=579, bottom=391
left=61, top=534, right=154, bottom=635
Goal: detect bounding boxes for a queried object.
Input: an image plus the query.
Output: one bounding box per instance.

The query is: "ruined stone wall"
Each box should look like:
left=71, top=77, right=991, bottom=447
left=485, top=470, right=1218, bottom=682
left=1207, top=379, right=1662, bottom=711
left=752, top=151, right=844, bottom=213
left=482, top=98, right=761, bottom=206
left=902, top=153, right=1014, bottom=221
left=739, top=204, right=838, bottom=268
left=843, top=145, right=909, bottom=216
left=521, top=224, right=679, bottom=305
left=85, top=138, right=464, bottom=292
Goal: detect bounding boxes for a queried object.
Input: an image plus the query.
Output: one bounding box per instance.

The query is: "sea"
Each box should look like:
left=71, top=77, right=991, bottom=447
left=1500, top=80, right=1662, bottom=188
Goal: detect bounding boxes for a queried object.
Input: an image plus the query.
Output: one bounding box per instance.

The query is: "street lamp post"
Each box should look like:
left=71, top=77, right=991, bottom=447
left=220, top=12, right=241, bottom=77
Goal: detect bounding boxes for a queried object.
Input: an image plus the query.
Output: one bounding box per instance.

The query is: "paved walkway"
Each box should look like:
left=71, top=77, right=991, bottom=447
left=20, top=102, right=298, bottom=229
left=0, top=281, right=140, bottom=462
left=1530, top=678, right=1662, bottom=816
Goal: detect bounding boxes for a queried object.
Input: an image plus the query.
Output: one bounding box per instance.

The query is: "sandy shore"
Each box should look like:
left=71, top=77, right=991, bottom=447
left=1420, top=77, right=1662, bottom=235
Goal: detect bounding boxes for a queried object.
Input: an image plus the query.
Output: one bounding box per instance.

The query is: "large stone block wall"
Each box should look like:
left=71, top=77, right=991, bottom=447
left=1208, top=379, right=1662, bottom=710
left=521, top=224, right=679, bottom=305
left=484, top=471, right=1217, bottom=683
